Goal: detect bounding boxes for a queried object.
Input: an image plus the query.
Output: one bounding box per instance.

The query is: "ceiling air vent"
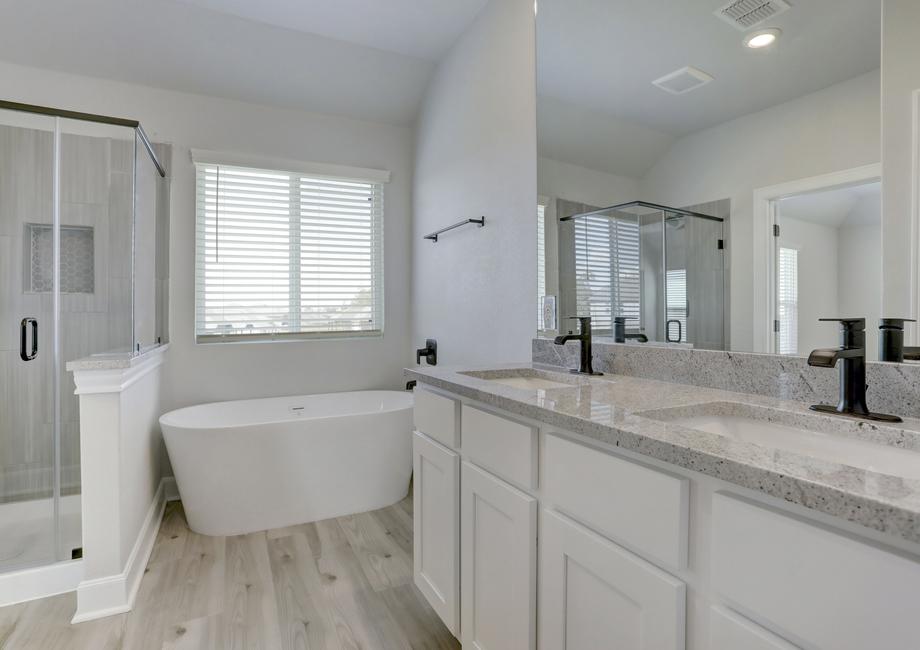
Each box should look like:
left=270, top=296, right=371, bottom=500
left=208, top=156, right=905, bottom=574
left=652, top=66, right=714, bottom=95
left=714, top=0, right=791, bottom=31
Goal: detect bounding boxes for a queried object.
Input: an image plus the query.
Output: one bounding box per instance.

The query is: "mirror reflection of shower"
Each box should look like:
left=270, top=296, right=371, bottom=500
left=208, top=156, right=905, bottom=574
left=0, top=101, right=169, bottom=575
left=542, top=200, right=726, bottom=350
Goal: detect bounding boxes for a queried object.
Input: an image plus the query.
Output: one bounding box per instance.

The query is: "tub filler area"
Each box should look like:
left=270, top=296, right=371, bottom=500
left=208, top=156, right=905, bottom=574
left=160, top=390, right=414, bottom=537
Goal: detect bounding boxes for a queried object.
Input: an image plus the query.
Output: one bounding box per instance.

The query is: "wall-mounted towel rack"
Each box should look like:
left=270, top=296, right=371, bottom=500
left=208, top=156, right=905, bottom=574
left=424, top=217, right=485, bottom=242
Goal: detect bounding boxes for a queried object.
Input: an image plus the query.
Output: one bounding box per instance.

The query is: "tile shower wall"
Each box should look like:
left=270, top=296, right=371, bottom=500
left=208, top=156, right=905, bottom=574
left=534, top=337, right=920, bottom=420
left=0, top=125, right=164, bottom=502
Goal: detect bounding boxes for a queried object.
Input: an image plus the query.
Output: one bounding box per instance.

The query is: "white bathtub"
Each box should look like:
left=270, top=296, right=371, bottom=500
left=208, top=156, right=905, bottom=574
left=160, top=390, right=413, bottom=536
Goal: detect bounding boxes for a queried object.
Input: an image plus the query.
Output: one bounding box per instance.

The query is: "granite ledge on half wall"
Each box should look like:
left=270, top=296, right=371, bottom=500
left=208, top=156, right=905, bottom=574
left=533, top=337, right=920, bottom=420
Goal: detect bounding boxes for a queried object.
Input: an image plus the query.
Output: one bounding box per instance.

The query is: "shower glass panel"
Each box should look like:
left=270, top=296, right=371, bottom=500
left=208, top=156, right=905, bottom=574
left=561, top=201, right=725, bottom=349
left=0, top=101, right=167, bottom=578
left=0, top=108, right=58, bottom=571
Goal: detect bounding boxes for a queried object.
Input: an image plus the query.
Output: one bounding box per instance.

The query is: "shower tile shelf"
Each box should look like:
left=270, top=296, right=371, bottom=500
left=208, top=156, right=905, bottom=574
left=25, top=224, right=95, bottom=294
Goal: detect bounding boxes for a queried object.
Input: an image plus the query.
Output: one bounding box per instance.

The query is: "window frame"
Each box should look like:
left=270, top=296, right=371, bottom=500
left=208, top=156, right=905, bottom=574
left=191, top=150, right=389, bottom=345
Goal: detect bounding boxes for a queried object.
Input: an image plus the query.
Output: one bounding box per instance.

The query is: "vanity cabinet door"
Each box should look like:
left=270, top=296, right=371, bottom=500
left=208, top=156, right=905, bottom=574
left=461, top=461, right=537, bottom=650
left=710, top=606, right=798, bottom=650
left=413, top=431, right=460, bottom=636
left=539, top=509, right=686, bottom=650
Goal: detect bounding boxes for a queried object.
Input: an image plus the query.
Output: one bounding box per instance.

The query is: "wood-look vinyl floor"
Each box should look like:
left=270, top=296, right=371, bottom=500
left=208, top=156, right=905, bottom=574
left=0, top=494, right=459, bottom=650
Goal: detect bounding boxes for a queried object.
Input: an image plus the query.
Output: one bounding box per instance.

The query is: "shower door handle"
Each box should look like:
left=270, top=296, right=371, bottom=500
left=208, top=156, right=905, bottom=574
left=20, top=317, right=37, bottom=361
left=666, top=319, right=682, bottom=343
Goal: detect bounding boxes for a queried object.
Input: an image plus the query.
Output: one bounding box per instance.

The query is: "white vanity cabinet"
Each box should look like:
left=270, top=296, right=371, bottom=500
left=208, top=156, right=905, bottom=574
left=709, top=606, right=799, bottom=650
left=411, top=384, right=920, bottom=650
left=461, top=461, right=537, bottom=650
left=540, top=509, right=685, bottom=650
left=412, top=411, right=461, bottom=635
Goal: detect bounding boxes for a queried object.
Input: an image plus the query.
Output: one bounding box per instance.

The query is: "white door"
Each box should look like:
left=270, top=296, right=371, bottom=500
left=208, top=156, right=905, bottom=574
left=413, top=431, right=460, bottom=636
left=461, top=461, right=537, bottom=650
left=539, top=509, right=686, bottom=650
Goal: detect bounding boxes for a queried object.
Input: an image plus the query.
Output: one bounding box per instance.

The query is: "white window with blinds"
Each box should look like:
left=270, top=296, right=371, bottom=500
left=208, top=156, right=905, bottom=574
left=537, top=202, right=546, bottom=329
left=193, top=153, right=388, bottom=343
left=574, top=214, right=641, bottom=333
left=665, top=269, right=687, bottom=343
left=778, top=246, right=798, bottom=354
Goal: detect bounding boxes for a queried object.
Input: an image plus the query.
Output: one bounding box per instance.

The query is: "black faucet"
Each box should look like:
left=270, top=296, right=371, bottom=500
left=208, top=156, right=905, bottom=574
left=807, top=318, right=901, bottom=422
left=878, top=318, right=919, bottom=362
left=416, top=339, right=437, bottom=366
left=613, top=316, right=648, bottom=343
left=554, top=316, right=603, bottom=376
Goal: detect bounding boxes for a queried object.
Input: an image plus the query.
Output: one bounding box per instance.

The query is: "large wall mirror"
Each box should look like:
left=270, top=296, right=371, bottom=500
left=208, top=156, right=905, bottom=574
left=535, top=0, right=913, bottom=361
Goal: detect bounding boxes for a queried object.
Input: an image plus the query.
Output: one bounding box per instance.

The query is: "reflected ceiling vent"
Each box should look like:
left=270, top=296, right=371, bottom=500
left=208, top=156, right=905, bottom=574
left=652, top=66, right=714, bottom=95
left=714, top=0, right=791, bottom=31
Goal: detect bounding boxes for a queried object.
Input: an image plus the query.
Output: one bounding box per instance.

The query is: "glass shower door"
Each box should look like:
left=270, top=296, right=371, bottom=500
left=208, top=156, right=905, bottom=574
left=663, top=212, right=725, bottom=349
left=0, top=108, right=60, bottom=571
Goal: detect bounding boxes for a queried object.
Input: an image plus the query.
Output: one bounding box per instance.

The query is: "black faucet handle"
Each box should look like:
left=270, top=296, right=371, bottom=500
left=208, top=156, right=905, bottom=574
left=567, top=316, right=592, bottom=330
left=416, top=339, right=437, bottom=366
left=819, top=318, right=866, bottom=331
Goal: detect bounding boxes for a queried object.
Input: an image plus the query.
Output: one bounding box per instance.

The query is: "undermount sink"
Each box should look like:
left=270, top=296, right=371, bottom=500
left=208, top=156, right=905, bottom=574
left=459, top=368, right=586, bottom=391
left=640, top=402, right=920, bottom=479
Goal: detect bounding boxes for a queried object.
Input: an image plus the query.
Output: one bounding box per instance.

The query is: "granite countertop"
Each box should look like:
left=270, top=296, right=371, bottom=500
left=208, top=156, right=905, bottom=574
left=66, top=343, right=169, bottom=372
left=405, top=363, right=920, bottom=545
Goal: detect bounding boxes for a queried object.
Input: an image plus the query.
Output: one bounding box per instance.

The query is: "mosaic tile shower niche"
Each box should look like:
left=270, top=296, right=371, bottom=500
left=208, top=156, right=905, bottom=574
left=26, top=224, right=95, bottom=294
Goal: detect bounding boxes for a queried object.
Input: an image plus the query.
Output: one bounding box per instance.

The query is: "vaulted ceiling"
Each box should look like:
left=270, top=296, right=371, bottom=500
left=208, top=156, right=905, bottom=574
left=0, top=0, right=490, bottom=125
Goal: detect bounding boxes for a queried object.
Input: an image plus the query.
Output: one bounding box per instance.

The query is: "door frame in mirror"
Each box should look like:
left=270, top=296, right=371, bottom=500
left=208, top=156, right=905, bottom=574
left=752, top=163, right=882, bottom=353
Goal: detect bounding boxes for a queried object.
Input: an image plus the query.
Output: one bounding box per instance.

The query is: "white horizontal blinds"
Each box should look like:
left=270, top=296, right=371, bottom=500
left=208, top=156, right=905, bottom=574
left=612, top=217, right=641, bottom=329
left=537, top=203, right=546, bottom=328
left=195, top=163, right=384, bottom=341
left=574, top=214, right=641, bottom=333
left=778, top=247, right=798, bottom=354
left=666, top=269, right=687, bottom=343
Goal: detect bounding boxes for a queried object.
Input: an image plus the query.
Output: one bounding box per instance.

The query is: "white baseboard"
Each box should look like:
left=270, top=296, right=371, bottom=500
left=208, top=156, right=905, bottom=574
left=71, top=477, right=169, bottom=624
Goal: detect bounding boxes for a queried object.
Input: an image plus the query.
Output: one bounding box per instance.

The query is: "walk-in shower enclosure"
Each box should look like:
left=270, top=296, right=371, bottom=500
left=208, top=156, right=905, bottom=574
left=559, top=200, right=725, bottom=350
left=0, top=101, right=169, bottom=575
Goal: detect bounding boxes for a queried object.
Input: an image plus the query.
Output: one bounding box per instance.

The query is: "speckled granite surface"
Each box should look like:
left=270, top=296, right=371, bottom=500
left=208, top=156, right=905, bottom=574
left=534, top=337, right=920, bottom=419
left=405, top=363, right=920, bottom=545
left=66, top=343, right=169, bottom=371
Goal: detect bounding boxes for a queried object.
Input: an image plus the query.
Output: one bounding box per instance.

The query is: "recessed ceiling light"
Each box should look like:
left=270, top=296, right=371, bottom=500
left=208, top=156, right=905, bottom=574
left=744, top=28, right=781, bottom=49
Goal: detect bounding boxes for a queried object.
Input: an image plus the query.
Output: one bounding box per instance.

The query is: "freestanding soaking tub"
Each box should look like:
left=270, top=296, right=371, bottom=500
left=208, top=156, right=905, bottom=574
left=160, top=390, right=413, bottom=536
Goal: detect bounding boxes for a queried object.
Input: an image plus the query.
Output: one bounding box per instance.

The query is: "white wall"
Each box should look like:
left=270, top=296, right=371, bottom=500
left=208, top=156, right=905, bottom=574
left=778, top=218, right=840, bottom=356
left=881, top=0, right=920, bottom=332
left=538, top=156, right=638, bottom=208
left=640, top=70, right=880, bottom=350
left=839, top=222, right=883, bottom=358
left=412, top=0, right=537, bottom=365
left=0, top=60, right=414, bottom=412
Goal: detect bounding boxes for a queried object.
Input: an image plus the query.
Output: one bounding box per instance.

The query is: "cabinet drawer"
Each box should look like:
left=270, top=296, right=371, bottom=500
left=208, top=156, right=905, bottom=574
left=461, top=404, right=537, bottom=488
left=414, top=388, right=459, bottom=449
left=543, top=434, right=689, bottom=570
left=712, top=493, right=920, bottom=650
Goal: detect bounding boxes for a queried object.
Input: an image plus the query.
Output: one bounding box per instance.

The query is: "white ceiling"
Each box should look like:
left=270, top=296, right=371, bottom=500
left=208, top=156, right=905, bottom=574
left=0, top=0, right=487, bottom=126
left=537, top=0, right=881, bottom=175
left=175, top=0, right=491, bottom=62
left=779, top=182, right=881, bottom=229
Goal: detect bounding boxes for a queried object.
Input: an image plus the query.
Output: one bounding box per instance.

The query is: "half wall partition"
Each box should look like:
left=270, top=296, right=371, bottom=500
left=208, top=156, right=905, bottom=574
left=0, top=100, right=169, bottom=587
